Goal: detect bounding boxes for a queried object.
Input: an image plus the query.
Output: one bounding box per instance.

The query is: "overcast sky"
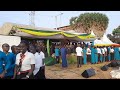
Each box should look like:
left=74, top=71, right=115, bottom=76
left=0, top=11, right=120, bottom=34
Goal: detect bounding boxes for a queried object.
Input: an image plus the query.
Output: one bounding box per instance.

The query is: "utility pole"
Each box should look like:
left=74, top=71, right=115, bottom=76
left=55, top=16, right=57, bottom=30
left=59, top=12, right=63, bottom=27
left=54, top=12, right=63, bottom=30
left=29, top=11, right=35, bottom=27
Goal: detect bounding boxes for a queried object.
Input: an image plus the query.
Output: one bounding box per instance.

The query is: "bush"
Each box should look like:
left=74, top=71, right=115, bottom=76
left=44, top=56, right=56, bottom=66
left=67, top=53, right=77, bottom=64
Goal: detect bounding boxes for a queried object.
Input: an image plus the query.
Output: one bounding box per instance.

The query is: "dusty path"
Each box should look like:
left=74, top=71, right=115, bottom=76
left=45, top=62, right=115, bottom=79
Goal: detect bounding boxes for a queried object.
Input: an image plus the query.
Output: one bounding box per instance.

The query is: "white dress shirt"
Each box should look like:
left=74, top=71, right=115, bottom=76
left=104, top=47, right=107, bottom=52
left=86, top=48, right=91, bottom=55
left=110, top=48, right=114, bottom=53
left=16, top=51, right=35, bottom=71
left=33, top=51, right=45, bottom=75
left=97, top=48, right=101, bottom=54
left=102, top=48, right=105, bottom=54
left=76, top=47, right=83, bottom=56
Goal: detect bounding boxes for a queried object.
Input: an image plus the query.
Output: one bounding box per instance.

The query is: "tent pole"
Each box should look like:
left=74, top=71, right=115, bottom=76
left=47, top=39, right=50, bottom=57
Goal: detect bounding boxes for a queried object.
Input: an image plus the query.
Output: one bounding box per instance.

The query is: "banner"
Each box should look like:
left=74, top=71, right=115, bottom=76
left=17, top=27, right=95, bottom=40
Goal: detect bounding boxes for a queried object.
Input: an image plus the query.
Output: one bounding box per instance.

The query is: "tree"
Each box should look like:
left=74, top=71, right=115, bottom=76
left=112, top=26, right=120, bottom=35
left=70, top=13, right=109, bottom=37
left=107, top=25, right=120, bottom=44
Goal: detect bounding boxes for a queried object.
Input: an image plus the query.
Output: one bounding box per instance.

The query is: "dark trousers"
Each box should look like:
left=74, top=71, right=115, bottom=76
left=98, top=54, right=100, bottom=62
left=111, top=53, right=114, bottom=60
left=103, top=54, right=105, bottom=62
left=87, top=55, right=91, bottom=62
left=56, top=56, right=60, bottom=63
left=105, top=55, right=108, bottom=61
left=16, top=72, right=34, bottom=79
left=34, top=66, right=46, bottom=79
left=77, top=56, right=82, bottom=67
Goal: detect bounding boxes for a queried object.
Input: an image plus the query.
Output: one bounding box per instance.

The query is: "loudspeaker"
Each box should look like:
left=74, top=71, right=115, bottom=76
left=116, top=61, right=120, bottom=66
left=107, top=61, right=118, bottom=67
left=101, top=65, right=109, bottom=71
left=107, top=63, right=111, bottom=67
left=81, top=68, right=96, bottom=78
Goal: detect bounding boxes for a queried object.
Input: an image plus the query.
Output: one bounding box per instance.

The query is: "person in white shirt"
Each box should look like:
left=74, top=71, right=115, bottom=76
left=86, top=45, right=91, bottom=63
left=33, top=45, right=46, bottom=79
left=97, top=46, right=101, bottom=63
left=104, top=46, right=107, bottom=61
left=13, top=41, right=35, bottom=79
left=76, top=44, right=83, bottom=67
left=110, top=46, right=114, bottom=60
left=102, top=46, right=105, bottom=62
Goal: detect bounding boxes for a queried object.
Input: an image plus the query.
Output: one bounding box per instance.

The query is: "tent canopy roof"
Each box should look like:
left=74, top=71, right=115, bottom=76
left=0, top=22, right=96, bottom=41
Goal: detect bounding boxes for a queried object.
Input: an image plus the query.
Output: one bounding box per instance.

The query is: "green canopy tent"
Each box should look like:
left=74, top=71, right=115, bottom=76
left=9, top=26, right=96, bottom=56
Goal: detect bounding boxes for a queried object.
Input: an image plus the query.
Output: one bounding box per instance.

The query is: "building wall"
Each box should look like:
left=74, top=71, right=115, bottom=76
left=0, top=35, right=21, bottom=51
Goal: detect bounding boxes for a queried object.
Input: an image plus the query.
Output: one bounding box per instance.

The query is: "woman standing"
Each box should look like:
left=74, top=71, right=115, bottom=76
left=94, top=46, right=98, bottom=64
left=114, top=46, right=120, bottom=61
left=91, top=45, right=95, bottom=64
left=83, top=46, right=87, bottom=64
left=13, top=41, right=35, bottom=79
left=55, top=46, right=60, bottom=64
left=107, top=46, right=111, bottom=61
left=100, top=46, right=103, bottom=62
left=60, top=44, right=68, bottom=68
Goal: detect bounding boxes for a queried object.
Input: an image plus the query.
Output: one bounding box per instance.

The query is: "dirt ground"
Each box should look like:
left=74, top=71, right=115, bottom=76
left=45, top=62, right=118, bottom=79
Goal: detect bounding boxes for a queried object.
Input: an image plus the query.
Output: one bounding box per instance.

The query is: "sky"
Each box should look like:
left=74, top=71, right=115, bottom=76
left=0, top=11, right=120, bottom=34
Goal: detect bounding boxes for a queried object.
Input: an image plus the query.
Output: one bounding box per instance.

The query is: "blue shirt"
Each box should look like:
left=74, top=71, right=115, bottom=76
left=0, top=51, right=10, bottom=74
left=61, top=47, right=67, bottom=56
left=55, top=48, right=60, bottom=56
left=3, top=52, right=16, bottom=77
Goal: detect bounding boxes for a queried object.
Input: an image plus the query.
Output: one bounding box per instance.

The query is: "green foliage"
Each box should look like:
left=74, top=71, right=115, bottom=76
left=112, top=26, right=120, bottom=35
left=44, top=56, right=56, bottom=66
left=70, top=12, right=109, bottom=33
left=67, top=54, right=77, bottom=64
left=108, top=25, right=120, bottom=44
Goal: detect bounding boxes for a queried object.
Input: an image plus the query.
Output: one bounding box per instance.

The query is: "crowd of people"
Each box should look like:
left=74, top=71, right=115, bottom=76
left=0, top=40, right=46, bottom=79
left=75, top=44, right=120, bottom=67
left=54, top=43, right=120, bottom=68
left=0, top=40, right=119, bottom=79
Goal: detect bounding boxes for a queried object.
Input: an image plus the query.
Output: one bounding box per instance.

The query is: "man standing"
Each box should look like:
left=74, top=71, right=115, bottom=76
left=33, top=46, right=46, bottom=79
left=97, top=46, right=101, bottom=63
left=76, top=44, right=83, bottom=67
left=13, top=41, right=35, bottom=79
left=2, top=43, right=16, bottom=79
left=0, top=50, right=10, bottom=79
left=110, top=46, right=114, bottom=61
left=104, top=46, right=107, bottom=62
left=86, top=45, right=91, bottom=64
